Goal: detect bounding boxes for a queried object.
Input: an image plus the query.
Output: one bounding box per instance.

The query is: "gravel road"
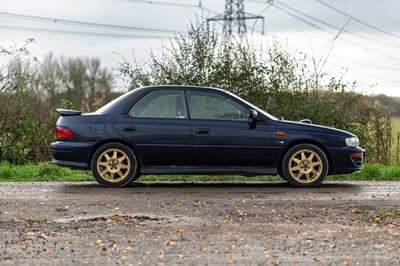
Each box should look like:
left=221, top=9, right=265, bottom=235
left=0, top=181, right=399, bottom=265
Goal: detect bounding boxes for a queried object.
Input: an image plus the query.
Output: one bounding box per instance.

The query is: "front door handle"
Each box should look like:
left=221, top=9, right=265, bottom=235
left=123, top=127, right=136, bottom=132
left=196, top=128, right=210, bottom=134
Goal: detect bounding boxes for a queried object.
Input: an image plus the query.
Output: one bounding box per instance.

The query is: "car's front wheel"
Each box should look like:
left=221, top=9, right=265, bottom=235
left=281, top=144, right=328, bottom=188
left=91, top=143, right=139, bottom=187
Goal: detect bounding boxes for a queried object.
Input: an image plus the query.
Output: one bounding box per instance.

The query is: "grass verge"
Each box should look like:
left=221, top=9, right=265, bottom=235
left=0, top=161, right=92, bottom=182
left=330, top=163, right=400, bottom=181
left=0, top=162, right=399, bottom=182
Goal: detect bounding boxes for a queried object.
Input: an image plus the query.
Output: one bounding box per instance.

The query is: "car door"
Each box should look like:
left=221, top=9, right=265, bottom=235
left=187, top=90, right=273, bottom=167
left=115, top=89, right=192, bottom=167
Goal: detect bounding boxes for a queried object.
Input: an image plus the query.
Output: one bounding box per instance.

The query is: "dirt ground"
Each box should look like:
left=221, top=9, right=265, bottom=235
left=0, top=181, right=399, bottom=265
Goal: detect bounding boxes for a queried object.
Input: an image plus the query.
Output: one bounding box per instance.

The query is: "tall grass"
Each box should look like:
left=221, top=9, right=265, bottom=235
left=392, top=116, right=400, bottom=164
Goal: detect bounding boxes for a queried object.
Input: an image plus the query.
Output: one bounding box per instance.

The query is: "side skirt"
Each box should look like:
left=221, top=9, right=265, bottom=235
left=140, top=166, right=278, bottom=176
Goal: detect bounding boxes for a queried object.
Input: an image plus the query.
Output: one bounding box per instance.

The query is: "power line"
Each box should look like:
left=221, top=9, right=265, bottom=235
left=116, top=0, right=200, bottom=8
left=275, top=1, right=400, bottom=49
left=0, top=11, right=180, bottom=33
left=328, top=61, right=400, bottom=85
left=347, top=0, right=400, bottom=25
left=0, top=24, right=165, bottom=38
left=331, top=56, right=400, bottom=72
left=314, top=0, right=400, bottom=40
left=272, top=4, right=332, bottom=33
left=116, top=0, right=218, bottom=15
left=271, top=3, right=400, bottom=63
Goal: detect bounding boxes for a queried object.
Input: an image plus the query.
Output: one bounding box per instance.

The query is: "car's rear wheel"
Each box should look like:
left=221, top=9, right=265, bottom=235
left=91, top=143, right=139, bottom=187
left=281, top=144, right=328, bottom=188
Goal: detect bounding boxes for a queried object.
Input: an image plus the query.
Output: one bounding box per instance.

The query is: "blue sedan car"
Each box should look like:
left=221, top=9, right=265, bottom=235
left=51, top=85, right=364, bottom=188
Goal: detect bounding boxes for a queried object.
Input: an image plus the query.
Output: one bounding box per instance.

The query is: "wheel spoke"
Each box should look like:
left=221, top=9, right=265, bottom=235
left=116, top=170, right=124, bottom=178
left=311, top=169, right=319, bottom=175
left=301, top=152, right=306, bottom=160
left=311, top=161, right=321, bottom=167
left=113, top=151, right=117, bottom=159
left=290, top=166, right=300, bottom=171
left=296, top=172, right=304, bottom=180
left=292, top=158, right=300, bottom=164
left=118, top=155, right=126, bottom=163
left=101, top=168, right=109, bottom=175
left=305, top=173, right=311, bottom=180
left=110, top=172, right=115, bottom=180
left=104, top=153, right=111, bottom=161
left=120, top=164, right=129, bottom=169
left=308, top=153, right=314, bottom=161
left=99, top=162, right=108, bottom=167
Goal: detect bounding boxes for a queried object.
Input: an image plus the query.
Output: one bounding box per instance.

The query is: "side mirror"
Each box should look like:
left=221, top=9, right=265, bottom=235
left=249, top=109, right=258, bottom=120
left=248, top=109, right=258, bottom=129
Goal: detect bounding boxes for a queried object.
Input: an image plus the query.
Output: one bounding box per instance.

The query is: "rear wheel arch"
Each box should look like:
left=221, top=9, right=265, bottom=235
left=90, top=141, right=141, bottom=187
left=89, top=139, right=141, bottom=169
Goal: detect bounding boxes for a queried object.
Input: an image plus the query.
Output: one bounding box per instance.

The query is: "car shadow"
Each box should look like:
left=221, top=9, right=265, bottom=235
left=58, top=181, right=362, bottom=194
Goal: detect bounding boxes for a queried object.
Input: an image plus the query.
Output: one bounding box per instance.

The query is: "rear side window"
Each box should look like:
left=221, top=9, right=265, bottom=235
left=128, top=90, right=187, bottom=119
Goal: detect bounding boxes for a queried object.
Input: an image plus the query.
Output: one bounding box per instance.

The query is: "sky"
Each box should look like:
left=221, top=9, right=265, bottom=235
left=1, top=0, right=400, bottom=96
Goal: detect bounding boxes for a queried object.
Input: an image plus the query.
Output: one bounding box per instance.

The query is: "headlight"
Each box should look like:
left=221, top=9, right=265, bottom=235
left=346, top=137, right=359, bottom=147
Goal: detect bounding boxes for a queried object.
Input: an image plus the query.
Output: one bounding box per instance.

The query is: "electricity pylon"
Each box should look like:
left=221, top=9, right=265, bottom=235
left=207, top=0, right=265, bottom=37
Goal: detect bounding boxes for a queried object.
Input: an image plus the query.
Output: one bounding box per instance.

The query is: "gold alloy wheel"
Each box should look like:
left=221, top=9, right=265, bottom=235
left=288, top=149, right=322, bottom=184
left=96, top=148, right=131, bottom=182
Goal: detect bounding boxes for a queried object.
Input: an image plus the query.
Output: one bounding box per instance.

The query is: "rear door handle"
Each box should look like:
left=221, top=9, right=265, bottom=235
left=123, top=127, right=136, bottom=132
left=196, top=128, right=210, bottom=134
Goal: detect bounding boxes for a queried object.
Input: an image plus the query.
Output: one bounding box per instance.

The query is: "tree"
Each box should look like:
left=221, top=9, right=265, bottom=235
left=39, top=54, right=115, bottom=111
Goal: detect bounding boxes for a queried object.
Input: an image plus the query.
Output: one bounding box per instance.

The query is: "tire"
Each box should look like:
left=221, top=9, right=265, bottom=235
left=91, top=142, right=139, bottom=188
left=281, top=144, right=328, bottom=188
left=278, top=173, right=287, bottom=181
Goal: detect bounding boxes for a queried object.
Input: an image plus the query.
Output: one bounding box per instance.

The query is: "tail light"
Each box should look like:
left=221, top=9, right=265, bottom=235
left=56, top=126, right=74, bottom=139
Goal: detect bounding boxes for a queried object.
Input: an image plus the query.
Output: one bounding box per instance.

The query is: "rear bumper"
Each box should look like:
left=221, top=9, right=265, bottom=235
left=50, top=141, right=95, bottom=170
left=329, top=146, right=365, bottom=175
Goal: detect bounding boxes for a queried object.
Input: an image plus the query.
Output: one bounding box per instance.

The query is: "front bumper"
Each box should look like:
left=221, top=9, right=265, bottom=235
left=50, top=141, right=96, bottom=170
left=329, top=146, right=365, bottom=175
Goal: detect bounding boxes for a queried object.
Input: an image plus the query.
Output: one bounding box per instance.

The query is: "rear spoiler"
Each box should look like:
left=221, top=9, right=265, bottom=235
left=56, top=109, right=82, bottom=116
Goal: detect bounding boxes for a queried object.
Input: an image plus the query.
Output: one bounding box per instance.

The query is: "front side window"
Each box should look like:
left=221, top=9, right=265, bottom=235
left=188, top=91, right=248, bottom=120
left=129, top=90, right=187, bottom=119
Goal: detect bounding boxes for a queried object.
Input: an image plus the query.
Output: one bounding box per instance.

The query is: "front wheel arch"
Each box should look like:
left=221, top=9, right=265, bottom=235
left=280, top=143, right=329, bottom=188
left=278, top=140, right=333, bottom=176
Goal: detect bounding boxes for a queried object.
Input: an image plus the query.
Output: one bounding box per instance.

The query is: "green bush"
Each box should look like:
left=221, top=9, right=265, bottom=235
left=0, top=40, right=55, bottom=163
left=0, top=41, right=117, bottom=164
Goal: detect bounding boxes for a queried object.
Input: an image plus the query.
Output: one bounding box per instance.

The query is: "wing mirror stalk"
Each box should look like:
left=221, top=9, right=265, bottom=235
left=248, top=109, right=258, bottom=129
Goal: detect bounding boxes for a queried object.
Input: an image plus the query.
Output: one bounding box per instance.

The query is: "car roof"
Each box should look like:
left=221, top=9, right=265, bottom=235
left=99, top=85, right=228, bottom=114
left=140, top=85, right=227, bottom=93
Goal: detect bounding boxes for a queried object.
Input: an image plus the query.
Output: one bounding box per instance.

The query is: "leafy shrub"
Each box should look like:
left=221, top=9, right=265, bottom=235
left=0, top=40, right=55, bottom=163
left=0, top=41, right=117, bottom=164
